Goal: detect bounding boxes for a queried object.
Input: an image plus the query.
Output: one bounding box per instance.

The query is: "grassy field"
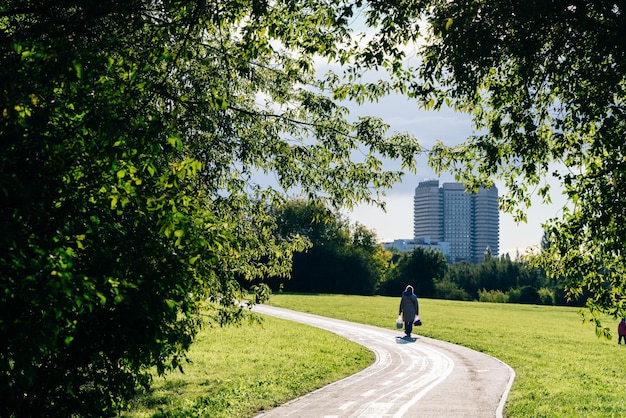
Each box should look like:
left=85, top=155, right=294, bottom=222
left=124, top=314, right=374, bottom=417
left=268, top=294, right=626, bottom=417
left=126, top=294, right=626, bottom=417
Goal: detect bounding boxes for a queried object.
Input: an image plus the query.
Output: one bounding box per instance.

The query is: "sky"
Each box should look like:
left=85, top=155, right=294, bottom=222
left=337, top=93, right=569, bottom=258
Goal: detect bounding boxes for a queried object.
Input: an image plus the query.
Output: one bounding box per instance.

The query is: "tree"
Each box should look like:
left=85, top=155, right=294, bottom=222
left=359, top=1, right=626, bottom=333
left=381, top=247, right=447, bottom=297
left=270, top=199, right=385, bottom=295
left=0, top=1, right=421, bottom=415
left=351, top=223, right=392, bottom=294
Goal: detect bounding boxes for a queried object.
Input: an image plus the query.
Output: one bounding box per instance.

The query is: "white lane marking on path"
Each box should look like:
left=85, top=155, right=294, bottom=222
left=360, top=390, right=376, bottom=398
left=339, top=401, right=356, bottom=410
left=253, top=305, right=455, bottom=418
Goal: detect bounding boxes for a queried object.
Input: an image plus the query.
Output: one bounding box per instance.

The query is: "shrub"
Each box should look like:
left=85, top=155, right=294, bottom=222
left=538, top=287, right=555, bottom=305
left=478, top=288, right=509, bottom=303
left=435, top=280, right=471, bottom=301
left=509, top=286, right=540, bottom=304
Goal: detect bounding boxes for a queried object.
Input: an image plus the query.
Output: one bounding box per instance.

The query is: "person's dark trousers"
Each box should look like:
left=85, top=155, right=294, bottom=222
left=404, top=321, right=413, bottom=336
left=619, top=335, right=625, bottom=344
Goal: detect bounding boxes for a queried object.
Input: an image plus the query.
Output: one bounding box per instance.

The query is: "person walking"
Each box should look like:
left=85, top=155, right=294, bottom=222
left=399, top=285, right=419, bottom=338
left=618, top=318, right=626, bottom=345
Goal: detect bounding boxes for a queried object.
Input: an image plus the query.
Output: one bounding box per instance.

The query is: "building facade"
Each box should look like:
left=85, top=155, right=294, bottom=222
left=413, top=180, right=499, bottom=263
left=413, top=179, right=443, bottom=242
left=382, top=238, right=451, bottom=259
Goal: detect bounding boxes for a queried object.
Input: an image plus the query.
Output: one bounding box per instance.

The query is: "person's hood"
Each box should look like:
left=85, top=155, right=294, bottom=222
left=403, top=291, right=413, bottom=296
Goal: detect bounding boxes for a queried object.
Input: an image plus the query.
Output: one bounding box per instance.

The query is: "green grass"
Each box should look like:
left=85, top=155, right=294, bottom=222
left=267, top=294, right=626, bottom=417
left=126, top=294, right=626, bottom=417
left=124, top=314, right=374, bottom=418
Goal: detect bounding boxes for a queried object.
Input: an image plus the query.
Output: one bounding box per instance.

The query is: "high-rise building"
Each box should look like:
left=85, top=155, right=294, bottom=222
left=413, top=180, right=499, bottom=263
left=473, top=185, right=499, bottom=262
left=442, top=182, right=474, bottom=262
left=413, top=180, right=443, bottom=242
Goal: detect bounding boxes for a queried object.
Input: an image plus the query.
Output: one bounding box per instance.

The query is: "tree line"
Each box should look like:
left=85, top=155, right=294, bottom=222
left=258, top=200, right=584, bottom=307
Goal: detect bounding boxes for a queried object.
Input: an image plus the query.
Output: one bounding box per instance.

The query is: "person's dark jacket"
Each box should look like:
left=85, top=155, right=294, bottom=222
left=399, top=291, right=418, bottom=323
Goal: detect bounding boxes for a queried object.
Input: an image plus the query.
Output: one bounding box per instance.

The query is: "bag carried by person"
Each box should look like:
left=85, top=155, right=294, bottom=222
left=413, top=315, right=422, bottom=326
left=396, top=315, right=403, bottom=329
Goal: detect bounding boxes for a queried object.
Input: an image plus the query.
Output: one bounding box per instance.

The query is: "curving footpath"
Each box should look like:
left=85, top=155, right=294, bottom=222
left=253, top=305, right=515, bottom=418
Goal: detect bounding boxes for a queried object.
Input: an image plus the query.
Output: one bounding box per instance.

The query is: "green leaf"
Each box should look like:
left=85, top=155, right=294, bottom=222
left=167, top=135, right=183, bottom=151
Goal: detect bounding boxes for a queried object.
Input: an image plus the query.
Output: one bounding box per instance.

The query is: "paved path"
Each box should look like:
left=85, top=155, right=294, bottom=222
left=253, top=305, right=514, bottom=418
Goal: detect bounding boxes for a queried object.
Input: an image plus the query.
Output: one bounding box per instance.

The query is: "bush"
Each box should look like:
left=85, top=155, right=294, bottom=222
left=509, top=286, right=540, bottom=304
left=478, top=289, right=509, bottom=303
left=538, top=287, right=555, bottom=305
left=435, top=280, right=471, bottom=301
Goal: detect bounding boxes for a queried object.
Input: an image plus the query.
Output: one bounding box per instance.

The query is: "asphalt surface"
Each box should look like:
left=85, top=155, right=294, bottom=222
left=253, top=304, right=515, bottom=418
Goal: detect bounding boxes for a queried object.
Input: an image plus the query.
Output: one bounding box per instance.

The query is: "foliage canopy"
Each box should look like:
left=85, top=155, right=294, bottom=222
left=380, top=247, right=447, bottom=297
left=270, top=199, right=388, bottom=295
left=0, top=0, right=420, bottom=415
